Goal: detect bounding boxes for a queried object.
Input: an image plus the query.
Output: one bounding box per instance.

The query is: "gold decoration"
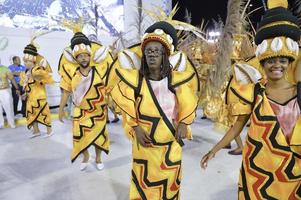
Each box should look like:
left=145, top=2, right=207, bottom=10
left=267, top=0, right=288, bottom=9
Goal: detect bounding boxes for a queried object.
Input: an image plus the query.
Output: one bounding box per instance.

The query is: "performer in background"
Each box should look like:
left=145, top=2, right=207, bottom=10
left=58, top=30, right=112, bottom=171
left=20, top=43, right=54, bottom=138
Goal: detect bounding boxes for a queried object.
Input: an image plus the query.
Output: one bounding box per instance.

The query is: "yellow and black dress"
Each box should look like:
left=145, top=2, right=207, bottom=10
left=110, top=68, right=198, bottom=199
left=20, top=64, right=54, bottom=129
left=60, top=65, right=109, bottom=162
left=227, top=82, right=301, bottom=199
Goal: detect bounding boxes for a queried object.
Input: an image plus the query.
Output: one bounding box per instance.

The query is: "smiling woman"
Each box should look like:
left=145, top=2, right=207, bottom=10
left=200, top=0, right=301, bottom=199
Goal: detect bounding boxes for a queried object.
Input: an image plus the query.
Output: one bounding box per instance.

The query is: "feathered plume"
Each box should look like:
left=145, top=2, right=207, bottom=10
left=212, top=0, right=247, bottom=94
left=142, top=4, right=206, bottom=41
left=29, top=27, right=53, bottom=49
left=53, top=16, right=87, bottom=33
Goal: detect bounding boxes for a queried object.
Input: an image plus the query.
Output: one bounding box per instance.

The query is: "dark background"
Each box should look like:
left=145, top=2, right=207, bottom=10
left=172, top=0, right=298, bottom=29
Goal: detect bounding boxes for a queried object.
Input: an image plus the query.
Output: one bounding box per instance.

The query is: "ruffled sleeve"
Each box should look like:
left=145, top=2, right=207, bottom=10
left=31, top=66, right=55, bottom=85
left=110, top=77, right=137, bottom=120
left=59, top=64, right=76, bottom=93
left=109, top=68, right=140, bottom=140
left=226, top=78, right=256, bottom=116
left=170, top=71, right=198, bottom=125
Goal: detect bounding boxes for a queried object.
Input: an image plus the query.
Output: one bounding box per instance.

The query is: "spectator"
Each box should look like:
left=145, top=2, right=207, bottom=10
left=0, top=62, right=20, bottom=128
left=8, top=56, right=26, bottom=116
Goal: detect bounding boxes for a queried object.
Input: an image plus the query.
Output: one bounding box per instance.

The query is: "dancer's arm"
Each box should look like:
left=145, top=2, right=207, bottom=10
left=58, top=89, right=70, bottom=122
left=200, top=114, right=249, bottom=169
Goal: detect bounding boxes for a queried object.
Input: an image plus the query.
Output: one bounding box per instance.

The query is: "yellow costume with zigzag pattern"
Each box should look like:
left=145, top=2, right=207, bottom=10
left=59, top=41, right=113, bottom=162
left=110, top=68, right=198, bottom=199
left=227, top=81, right=301, bottom=199
left=60, top=65, right=110, bottom=162
left=20, top=55, right=54, bottom=129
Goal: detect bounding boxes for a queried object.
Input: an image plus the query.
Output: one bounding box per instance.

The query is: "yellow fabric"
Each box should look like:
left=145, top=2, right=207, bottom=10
left=290, top=116, right=301, bottom=157
left=26, top=99, right=51, bottom=129
left=227, top=80, right=255, bottom=116
left=267, top=0, right=288, bottom=9
left=20, top=65, right=53, bottom=129
left=172, top=71, right=198, bottom=124
left=36, top=55, right=52, bottom=73
left=58, top=42, right=112, bottom=162
left=257, top=36, right=299, bottom=63
left=68, top=67, right=109, bottom=162
left=106, top=44, right=141, bottom=91
left=114, top=68, right=140, bottom=89
left=257, top=21, right=299, bottom=32
left=232, top=83, right=301, bottom=199
left=60, top=76, right=72, bottom=92
left=110, top=69, right=197, bottom=199
left=111, top=80, right=137, bottom=119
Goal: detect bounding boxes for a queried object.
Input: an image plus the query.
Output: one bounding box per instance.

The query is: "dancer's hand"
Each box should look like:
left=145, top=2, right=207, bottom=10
left=176, top=122, right=187, bottom=142
left=200, top=150, right=215, bottom=170
left=133, top=126, right=152, bottom=147
left=58, top=109, right=66, bottom=123
left=21, top=93, right=27, bottom=101
left=16, top=89, right=21, bottom=96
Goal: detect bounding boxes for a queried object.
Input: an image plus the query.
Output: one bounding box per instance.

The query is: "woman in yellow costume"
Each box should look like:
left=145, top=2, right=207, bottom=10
left=108, top=21, right=198, bottom=200
left=58, top=31, right=111, bottom=171
left=21, top=43, right=54, bottom=138
left=201, top=0, right=301, bottom=199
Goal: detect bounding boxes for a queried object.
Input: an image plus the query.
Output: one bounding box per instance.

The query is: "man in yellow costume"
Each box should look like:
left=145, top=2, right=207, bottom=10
left=58, top=32, right=110, bottom=171
left=108, top=21, right=198, bottom=200
left=21, top=43, right=54, bottom=138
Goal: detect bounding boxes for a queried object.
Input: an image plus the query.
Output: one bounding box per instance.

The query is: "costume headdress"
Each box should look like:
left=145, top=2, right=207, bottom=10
left=141, top=21, right=178, bottom=56
left=60, top=18, right=92, bottom=58
left=23, top=29, right=51, bottom=62
left=255, top=0, right=301, bottom=62
left=70, top=32, right=92, bottom=57
left=23, top=29, right=52, bottom=71
left=23, top=44, right=38, bottom=62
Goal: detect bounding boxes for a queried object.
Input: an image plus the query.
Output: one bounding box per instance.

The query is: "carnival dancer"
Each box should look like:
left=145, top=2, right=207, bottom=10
left=21, top=43, right=54, bottom=138
left=201, top=0, right=301, bottom=198
left=58, top=31, right=112, bottom=171
left=108, top=21, right=198, bottom=199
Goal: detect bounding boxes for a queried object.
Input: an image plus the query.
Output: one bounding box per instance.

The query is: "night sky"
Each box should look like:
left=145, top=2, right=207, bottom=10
left=172, top=0, right=297, bottom=29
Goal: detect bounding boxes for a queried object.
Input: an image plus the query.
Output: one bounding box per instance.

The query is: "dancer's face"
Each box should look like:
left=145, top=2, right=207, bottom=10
left=76, top=53, right=90, bottom=68
left=144, top=41, right=163, bottom=72
left=262, top=56, right=290, bottom=81
left=23, top=58, right=35, bottom=69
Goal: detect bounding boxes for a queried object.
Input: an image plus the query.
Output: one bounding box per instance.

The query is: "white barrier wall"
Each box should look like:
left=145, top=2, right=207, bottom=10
left=0, top=0, right=172, bottom=107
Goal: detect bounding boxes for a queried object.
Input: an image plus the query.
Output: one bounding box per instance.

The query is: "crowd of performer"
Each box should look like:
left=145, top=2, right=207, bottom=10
left=0, top=0, right=300, bottom=199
